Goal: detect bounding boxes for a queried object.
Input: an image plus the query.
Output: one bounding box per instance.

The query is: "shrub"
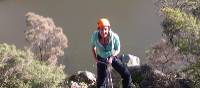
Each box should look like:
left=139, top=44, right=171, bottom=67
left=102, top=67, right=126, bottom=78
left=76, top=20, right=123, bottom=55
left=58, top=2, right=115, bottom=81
left=25, top=12, right=68, bottom=65
left=0, top=43, right=66, bottom=88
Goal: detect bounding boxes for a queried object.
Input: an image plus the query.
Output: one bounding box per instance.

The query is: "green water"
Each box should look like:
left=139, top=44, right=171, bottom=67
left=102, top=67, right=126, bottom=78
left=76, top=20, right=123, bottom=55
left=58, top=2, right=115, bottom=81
left=0, top=0, right=162, bottom=74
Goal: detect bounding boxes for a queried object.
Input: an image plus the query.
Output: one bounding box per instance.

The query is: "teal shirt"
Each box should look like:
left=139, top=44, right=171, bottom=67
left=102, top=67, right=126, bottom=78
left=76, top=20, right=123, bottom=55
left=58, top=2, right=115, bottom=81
left=91, top=30, right=120, bottom=59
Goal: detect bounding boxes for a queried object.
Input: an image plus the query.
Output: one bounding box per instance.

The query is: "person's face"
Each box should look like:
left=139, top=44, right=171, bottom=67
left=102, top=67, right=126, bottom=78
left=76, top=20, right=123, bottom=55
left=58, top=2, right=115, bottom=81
left=99, top=26, right=109, bottom=38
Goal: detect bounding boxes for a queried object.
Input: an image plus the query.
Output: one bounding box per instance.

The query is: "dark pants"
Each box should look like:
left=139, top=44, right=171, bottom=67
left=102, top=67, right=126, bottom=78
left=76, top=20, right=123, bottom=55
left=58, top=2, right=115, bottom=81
left=96, top=55, right=132, bottom=88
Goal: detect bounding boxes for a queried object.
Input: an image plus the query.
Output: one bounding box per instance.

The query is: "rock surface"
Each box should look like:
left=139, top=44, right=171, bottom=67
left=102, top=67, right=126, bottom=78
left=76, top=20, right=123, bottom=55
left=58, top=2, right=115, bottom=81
left=67, top=54, right=192, bottom=88
left=68, top=71, right=96, bottom=88
left=119, top=54, right=140, bottom=67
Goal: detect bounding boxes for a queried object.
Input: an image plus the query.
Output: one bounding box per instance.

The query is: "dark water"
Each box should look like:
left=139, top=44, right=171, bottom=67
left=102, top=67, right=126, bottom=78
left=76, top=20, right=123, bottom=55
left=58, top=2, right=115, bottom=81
left=0, top=0, right=162, bottom=74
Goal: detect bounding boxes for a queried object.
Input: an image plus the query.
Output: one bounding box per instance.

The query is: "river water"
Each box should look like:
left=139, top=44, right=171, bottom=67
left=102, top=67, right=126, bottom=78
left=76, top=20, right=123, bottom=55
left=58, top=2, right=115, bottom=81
left=0, top=0, right=162, bottom=74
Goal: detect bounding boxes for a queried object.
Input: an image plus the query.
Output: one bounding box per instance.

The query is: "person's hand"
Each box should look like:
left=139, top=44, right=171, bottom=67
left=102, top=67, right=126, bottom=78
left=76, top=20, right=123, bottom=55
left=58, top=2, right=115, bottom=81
left=94, top=58, right=98, bottom=64
left=107, top=56, right=114, bottom=64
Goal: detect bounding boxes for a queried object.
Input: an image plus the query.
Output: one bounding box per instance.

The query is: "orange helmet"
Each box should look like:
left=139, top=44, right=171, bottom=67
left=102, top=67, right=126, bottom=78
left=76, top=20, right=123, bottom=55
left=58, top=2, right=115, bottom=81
left=97, top=18, right=111, bottom=30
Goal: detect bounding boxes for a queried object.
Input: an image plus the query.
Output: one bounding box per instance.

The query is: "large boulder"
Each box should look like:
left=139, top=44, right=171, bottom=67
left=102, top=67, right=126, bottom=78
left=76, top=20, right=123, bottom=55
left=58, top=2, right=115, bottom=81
left=119, top=54, right=140, bottom=67
left=129, top=64, right=192, bottom=88
left=68, top=71, right=96, bottom=88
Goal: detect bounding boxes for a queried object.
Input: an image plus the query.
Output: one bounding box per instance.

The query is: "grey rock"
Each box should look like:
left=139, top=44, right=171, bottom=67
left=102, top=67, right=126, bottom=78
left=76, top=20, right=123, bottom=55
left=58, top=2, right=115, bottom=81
left=119, top=54, right=140, bottom=67
left=68, top=71, right=96, bottom=87
left=129, top=64, right=192, bottom=88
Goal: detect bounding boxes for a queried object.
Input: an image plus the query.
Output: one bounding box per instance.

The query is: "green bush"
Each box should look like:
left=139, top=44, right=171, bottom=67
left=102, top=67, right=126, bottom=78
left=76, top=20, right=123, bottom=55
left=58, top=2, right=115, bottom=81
left=161, top=7, right=200, bottom=55
left=0, top=43, right=66, bottom=88
left=161, top=7, right=200, bottom=88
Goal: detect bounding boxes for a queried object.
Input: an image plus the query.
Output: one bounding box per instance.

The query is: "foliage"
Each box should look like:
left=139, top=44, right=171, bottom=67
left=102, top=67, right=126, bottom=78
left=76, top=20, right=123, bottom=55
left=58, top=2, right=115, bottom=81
left=0, top=43, right=66, bottom=88
left=146, top=38, right=188, bottom=73
left=155, top=0, right=199, bottom=12
left=182, top=59, right=200, bottom=88
left=147, top=0, right=200, bottom=87
left=147, top=7, right=200, bottom=71
left=161, top=7, right=200, bottom=55
left=146, top=7, right=200, bottom=73
left=25, top=12, right=68, bottom=65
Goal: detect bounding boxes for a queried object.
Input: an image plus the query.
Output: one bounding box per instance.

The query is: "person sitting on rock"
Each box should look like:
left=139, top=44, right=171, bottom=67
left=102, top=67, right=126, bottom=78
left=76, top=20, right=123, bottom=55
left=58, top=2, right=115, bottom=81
left=91, top=18, right=133, bottom=88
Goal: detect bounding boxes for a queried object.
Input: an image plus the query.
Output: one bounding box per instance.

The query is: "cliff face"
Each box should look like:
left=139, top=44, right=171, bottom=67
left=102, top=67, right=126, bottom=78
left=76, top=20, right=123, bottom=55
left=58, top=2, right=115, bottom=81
left=67, top=54, right=192, bottom=88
